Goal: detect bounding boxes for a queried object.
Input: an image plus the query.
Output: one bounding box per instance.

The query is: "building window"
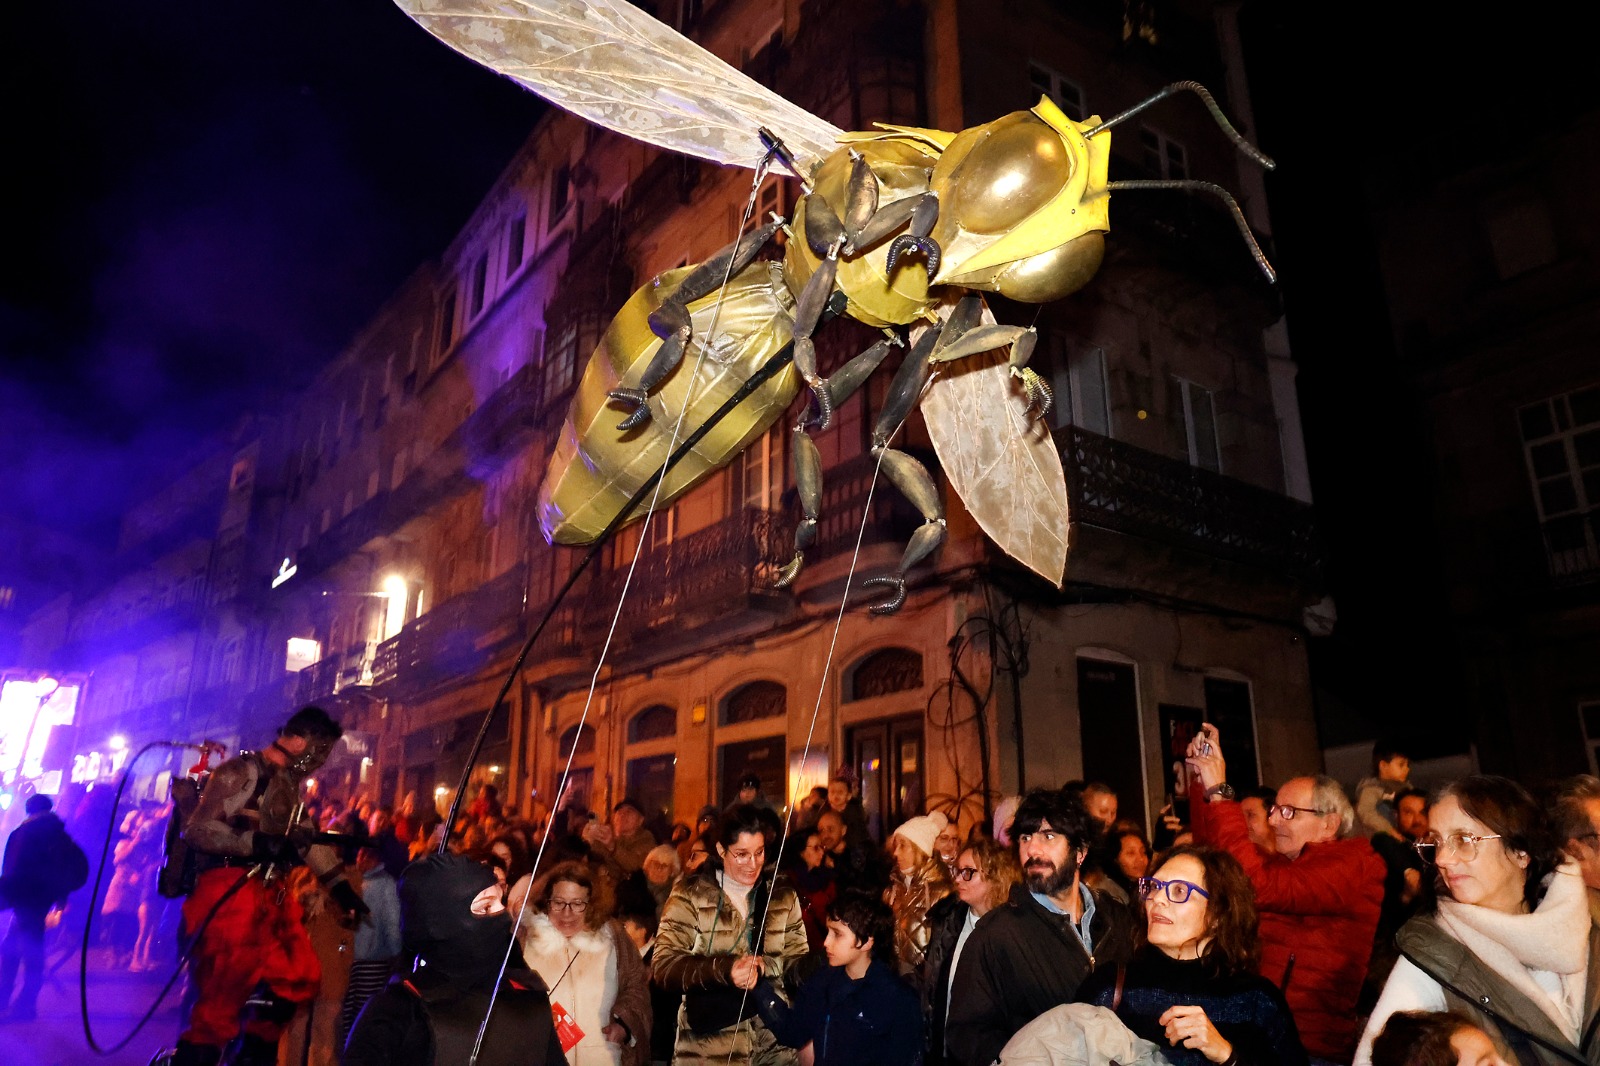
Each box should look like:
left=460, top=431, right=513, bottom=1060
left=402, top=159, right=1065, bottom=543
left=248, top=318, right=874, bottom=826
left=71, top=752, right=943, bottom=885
left=558, top=722, right=596, bottom=758
left=544, top=321, right=578, bottom=399
left=1028, top=61, right=1087, bottom=122
left=1518, top=385, right=1600, bottom=581
left=548, top=164, right=572, bottom=225
left=628, top=704, right=677, bottom=743
left=845, top=647, right=923, bottom=702
left=737, top=426, right=784, bottom=511
left=1049, top=341, right=1111, bottom=436
left=469, top=253, right=489, bottom=318
left=506, top=215, right=526, bottom=277
left=438, top=289, right=458, bottom=355
left=1140, top=127, right=1189, bottom=180
left=1172, top=376, right=1221, bottom=473
left=720, top=680, right=786, bottom=726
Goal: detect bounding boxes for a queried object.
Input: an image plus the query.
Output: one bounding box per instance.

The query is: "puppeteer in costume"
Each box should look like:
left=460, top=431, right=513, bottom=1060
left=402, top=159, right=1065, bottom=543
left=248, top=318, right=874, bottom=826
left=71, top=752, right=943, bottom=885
left=172, top=706, right=366, bottom=1066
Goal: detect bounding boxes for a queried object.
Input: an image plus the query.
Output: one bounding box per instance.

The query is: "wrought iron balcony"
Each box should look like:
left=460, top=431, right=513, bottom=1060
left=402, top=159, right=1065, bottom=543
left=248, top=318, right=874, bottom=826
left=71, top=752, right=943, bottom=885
left=584, top=508, right=793, bottom=641
left=295, top=640, right=378, bottom=705
left=370, top=564, right=527, bottom=699
left=1056, top=426, right=1323, bottom=586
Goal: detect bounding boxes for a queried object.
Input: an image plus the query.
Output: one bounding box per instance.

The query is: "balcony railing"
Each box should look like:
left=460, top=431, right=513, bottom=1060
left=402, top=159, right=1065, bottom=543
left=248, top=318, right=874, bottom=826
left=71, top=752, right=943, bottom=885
left=1056, top=426, right=1323, bottom=584
left=295, top=640, right=378, bottom=705
left=370, top=564, right=527, bottom=698
left=1543, top=511, right=1600, bottom=587
left=585, top=509, right=793, bottom=639
left=808, top=450, right=931, bottom=563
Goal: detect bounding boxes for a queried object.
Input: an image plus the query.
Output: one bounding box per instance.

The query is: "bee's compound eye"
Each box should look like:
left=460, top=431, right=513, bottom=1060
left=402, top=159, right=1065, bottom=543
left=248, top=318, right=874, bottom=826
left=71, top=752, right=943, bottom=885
left=945, top=116, right=1074, bottom=235
left=994, top=233, right=1105, bottom=303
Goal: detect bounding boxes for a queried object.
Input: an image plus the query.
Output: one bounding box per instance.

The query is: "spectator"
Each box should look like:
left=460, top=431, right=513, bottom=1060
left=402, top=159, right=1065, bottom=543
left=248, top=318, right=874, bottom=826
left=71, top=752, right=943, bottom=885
left=392, top=791, right=419, bottom=845
left=729, top=774, right=775, bottom=815
left=466, top=783, right=503, bottom=821
left=1356, top=741, right=1414, bottom=842
left=368, top=807, right=412, bottom=880
left=1369, top=1011, right=1511, bottom=1066
left=618, top=844, right=683, bottom=920
left=1365, top=787, right=1431, bottom=1009
left=945, top=788, right=1135, bottom=1066
left=1103, top=826, right=1153, bottom=900
left=652, top=805, right=809, bottom=1065
left=816, top=808, right=887, bottom=895
left=1357, top=775, right=1600, bottom=1066
left=1239, top=786, right=1278, bottom=854
left=100, top=808, right=145, bottom=966
left=884, top=812, right=954, bottom=973
left=0, top=794, right=87, bottom=1022
left=1186, top=723, right=1384, bottom=1063
left=511, top=860, right=652, bottom=1066
left=752, top=891, right=923, bottom=1066
left=620, top=909, right=678, bottom=1066
left=489, top=831, right=534, bottom=887
left=338, top=848, right=402, bottom=1050
left=1550, top=774, right=1600, bottom=891
left=342, top=852, right=566, bottom=1065
left=1397, top=786, right=1432, bottom=843
left=1078, top=844, right=1307, bottom=1066
left=606, top=798, right=659, bottom=876
left=786, top=829, right=838, bottom=950
left=992, top=795, right=1022, bottom=847
left=1082, top=783, right=1119, bottom=834
left=934, top=818, right=962, bottom=878
left=921, top=837, right=1020, bottom=1065
left=794, top=787, right=829, bottom=834
left=130, top=802, right=170, bottom=972
left=827, top=777, right=872, bottom=845
left=683, top=832, right=714, bottom=876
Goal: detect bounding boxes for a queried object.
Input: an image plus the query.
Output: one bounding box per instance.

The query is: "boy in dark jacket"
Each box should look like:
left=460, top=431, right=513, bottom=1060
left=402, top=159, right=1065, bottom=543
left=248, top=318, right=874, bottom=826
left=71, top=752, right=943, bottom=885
left=752, top=891, right=923, bottom=1066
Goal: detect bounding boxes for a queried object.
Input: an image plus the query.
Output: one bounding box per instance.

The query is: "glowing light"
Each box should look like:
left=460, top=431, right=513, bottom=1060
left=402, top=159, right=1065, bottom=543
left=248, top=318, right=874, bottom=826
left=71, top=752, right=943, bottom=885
left=383, top=576, right=408, bottom=641
left=488, top=765, right=501, bottom=774
left=286, top=637, right=321, bottom=673
left=1, top=678, right=80, bottom=781
left=306, top=777, right=317, bottom=790
left=271, top=558, right=298, bottom=588
left=0, top=792, right=10, bottom=811
left=434, top=785, right=448, bottom=796
left=109, top=735, right=128, bottom=752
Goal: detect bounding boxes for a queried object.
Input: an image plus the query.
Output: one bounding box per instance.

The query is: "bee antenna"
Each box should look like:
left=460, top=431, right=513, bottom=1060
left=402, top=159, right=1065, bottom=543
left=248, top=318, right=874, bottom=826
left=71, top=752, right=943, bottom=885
left=1083, top=81, right=1275, bottom=172
left=1105, top=179, right=1276, bottom=283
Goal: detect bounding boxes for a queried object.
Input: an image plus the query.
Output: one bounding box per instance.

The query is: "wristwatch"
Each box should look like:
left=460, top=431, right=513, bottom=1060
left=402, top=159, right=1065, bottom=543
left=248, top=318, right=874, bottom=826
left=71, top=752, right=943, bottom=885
left=1204, top=782, right=1236, bottom=802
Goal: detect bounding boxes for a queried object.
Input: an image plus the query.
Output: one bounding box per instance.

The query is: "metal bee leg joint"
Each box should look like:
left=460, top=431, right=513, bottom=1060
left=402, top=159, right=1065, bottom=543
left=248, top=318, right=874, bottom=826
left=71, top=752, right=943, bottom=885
left=885, top=192, right=942, bottom=280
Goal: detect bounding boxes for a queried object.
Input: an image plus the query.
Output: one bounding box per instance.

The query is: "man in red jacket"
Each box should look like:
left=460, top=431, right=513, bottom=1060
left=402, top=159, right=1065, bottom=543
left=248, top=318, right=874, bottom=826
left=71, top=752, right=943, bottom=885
left=1186, top=723, right=1385, bottom=1064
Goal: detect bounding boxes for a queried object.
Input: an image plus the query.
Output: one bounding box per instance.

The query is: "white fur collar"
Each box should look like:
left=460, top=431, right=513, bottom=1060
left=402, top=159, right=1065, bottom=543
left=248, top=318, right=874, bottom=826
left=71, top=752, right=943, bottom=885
left=522, top=912, right=612, bottom=958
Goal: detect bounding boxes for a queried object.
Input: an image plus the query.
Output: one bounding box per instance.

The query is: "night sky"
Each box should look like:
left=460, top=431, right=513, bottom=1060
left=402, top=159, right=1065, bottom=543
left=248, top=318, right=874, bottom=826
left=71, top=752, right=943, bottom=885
left=1, top=4, right=1586, bottom=740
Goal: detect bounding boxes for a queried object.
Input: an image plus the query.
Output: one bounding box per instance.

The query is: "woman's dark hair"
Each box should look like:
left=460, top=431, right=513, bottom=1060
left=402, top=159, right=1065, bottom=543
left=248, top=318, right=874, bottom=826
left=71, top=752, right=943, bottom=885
left=1009, top=788, right=1094, bottom=852
left=1138, top=844, right=1260, bottom=976
left=1433, top=775, right=1562, bottom=910
left=1100, top=827, right=1151, bottom=893
left=827, top=890, right=896, bottom=963
left=489, top=832, right=532, bottom=885
left=1369, top=1010, right=1478, bottom=1066
left=719, top=804, right=768, bottom=849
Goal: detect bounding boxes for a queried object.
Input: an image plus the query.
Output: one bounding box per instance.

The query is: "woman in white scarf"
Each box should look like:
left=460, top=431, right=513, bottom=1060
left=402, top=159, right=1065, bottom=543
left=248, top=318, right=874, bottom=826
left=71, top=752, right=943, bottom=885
left=1356, top=776, right=1600, bottom=1066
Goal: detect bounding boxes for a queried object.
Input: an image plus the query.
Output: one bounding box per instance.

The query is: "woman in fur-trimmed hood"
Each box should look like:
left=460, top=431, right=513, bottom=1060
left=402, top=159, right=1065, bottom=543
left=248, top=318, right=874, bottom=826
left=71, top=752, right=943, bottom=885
left=510, top=860, right=652, bottom=1066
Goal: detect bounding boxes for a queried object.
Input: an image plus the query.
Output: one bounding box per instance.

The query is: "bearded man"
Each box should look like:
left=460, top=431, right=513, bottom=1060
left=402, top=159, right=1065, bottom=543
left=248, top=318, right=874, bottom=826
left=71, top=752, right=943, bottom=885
left=172, top=706, right=366, bottom=1066
left=944, top=788, right=1134, bottom=1066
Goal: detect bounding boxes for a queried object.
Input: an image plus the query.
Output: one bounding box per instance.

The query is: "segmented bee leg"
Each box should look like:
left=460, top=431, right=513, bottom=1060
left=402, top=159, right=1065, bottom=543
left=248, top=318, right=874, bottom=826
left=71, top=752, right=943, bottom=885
left=863, top=446, right=946, bottom=614
left=885, top=193, right=942, bottom=280
left=843, top=194, right=920, bottom=257
left=928, top=324, right=1033, bottom=364
left=803, top=195, right=845, bottom=260
left=792, top=236, right=845, bottom=426
left=842, top=150, right=879, bottom=239
left=661, top=217, right=785, bottom=314
left=1012, top=367, right=1054, bottom=422
left=861, top=575, right=906, bottom=615
left=772, top=426, right=824, bottom=590
left=606, top=323, right=690, bottom=431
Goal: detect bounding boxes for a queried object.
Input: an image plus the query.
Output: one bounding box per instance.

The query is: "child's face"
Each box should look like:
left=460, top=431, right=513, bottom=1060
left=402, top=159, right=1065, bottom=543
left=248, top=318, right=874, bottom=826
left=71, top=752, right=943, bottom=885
left=822, top=919, right=871, bottom=970
left=1380, top=755, right=1411, bottom=782
left=1451, top=1025, right=1510, bottom=1066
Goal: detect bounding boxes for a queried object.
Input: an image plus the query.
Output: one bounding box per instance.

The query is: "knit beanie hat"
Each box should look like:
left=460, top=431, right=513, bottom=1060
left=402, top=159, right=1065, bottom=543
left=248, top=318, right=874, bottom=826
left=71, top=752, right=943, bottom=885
left=893, top=811, right=948, bottom=858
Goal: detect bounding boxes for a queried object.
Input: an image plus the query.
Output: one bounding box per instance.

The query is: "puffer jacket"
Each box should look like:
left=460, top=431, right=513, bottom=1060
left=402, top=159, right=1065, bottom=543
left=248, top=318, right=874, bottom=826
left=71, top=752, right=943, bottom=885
left=1190, top=779, right=1385, bottom=1063
left=653, top=866, right=810, bottom=1066
left=886, top=858, right=952, bottom=975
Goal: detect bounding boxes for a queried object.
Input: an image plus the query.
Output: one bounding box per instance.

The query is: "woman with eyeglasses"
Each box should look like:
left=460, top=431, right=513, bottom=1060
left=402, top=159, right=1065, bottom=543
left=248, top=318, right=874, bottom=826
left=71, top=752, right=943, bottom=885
left=509, top=860, right=653, bottom=1066
left=918, top=837, right=1021, bottom=1066
left=1077, top=844, right=1308, bottom=1065
left=1355, top=775, right=1600, bottom=1066
left=884, top=812, right=955, bottom=974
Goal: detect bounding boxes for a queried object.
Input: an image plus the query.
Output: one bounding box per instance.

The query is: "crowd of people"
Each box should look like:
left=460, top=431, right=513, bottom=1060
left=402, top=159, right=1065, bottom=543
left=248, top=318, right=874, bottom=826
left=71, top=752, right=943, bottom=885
left=13, top=708, right=1600, bottom=1066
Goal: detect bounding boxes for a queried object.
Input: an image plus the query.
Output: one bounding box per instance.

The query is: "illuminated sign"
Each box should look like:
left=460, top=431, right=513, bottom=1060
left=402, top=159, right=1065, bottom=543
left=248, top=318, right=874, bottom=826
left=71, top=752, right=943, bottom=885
left=0, top=678, right=80, bottom=782
left=271, top=557, right=298, bottom=589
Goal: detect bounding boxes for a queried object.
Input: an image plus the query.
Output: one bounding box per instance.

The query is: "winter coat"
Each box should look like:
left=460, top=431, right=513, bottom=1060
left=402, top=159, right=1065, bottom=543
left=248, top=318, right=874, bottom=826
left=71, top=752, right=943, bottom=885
left=1190, top=780, right=1384, bottom=1062
left=886, top=860, right=952, bottom=975
left=998, top=1003, right=1166, bottom=1066
left=520, top=914, right=652, bottom=1066
left=0, top=810, right=84, bottom=911
left=918, top=893, right=970, bottom=1062
left=1078, top=949, right=1308, bottom=1066
left=344, top=967, right=568, bottom=1066
left=945, top=883, right=1135, bottom=1066
left=652, top=867, right=810, bottom=1066
left=753, top=957, right=924, bottom=1066
left=1356, top=872, right=1600, bottom=1066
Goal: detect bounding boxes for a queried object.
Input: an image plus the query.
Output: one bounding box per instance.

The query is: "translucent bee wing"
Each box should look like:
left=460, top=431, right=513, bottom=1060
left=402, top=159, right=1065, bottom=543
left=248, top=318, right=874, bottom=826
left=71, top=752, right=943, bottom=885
left=917, top=297, right=1069, bottom=587
left=394, top=0, right=844, bottom=171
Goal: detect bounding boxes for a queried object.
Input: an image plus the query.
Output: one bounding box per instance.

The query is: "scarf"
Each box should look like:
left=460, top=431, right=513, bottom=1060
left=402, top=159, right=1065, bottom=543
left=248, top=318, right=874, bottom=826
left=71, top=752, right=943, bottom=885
left=1434, top=863, right=1591, bottom=1040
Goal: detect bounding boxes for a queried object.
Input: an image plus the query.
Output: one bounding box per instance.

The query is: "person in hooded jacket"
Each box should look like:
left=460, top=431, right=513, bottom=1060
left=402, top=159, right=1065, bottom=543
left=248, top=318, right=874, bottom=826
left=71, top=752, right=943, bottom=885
left=752, top=891, right=923, bottom=1066
left=342, top=852, right=568, bottom=1066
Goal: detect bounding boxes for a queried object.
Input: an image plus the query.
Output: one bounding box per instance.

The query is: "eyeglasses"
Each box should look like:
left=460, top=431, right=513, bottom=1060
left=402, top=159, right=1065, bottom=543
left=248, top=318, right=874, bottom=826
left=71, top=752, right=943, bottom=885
left=954, top=866, right=981, bottom=882
left=1137, top=876, right=1210, bottom=904
left=548, top=899, right=589, bottom=912
left=1267, top=804, right=1330, bottom=821
left=1413, top=832, right=1503, bottom=863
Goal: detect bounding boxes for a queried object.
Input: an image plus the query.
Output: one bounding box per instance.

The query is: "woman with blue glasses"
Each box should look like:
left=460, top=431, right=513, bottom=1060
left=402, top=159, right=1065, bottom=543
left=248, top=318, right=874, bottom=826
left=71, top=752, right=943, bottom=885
left=1077, top=844, right=1308, bottom=1065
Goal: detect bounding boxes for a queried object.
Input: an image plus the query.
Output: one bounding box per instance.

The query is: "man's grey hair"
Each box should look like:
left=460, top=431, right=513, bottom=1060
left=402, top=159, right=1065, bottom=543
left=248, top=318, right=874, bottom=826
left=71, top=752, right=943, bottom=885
left=1311, top=775, right=1356, bottom=837
left=1550, top=775, right=1600, bottom=848
left=646, top=843, right=682, bottom=875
